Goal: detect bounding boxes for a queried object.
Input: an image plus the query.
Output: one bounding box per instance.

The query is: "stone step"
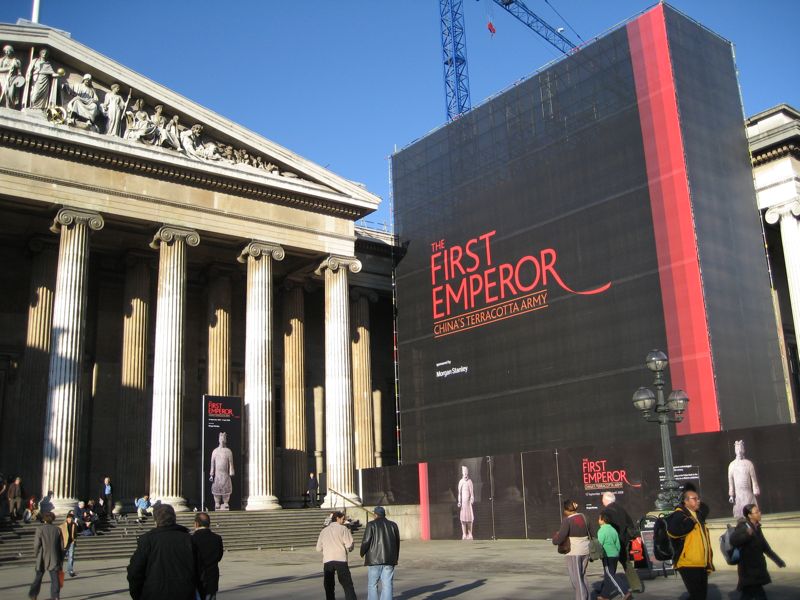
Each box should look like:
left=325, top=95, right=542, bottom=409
left=0, top=509, right=366, bottom=565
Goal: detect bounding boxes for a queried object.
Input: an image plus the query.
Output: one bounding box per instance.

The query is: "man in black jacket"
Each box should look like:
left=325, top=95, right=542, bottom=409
left=127, top=503, right=198, bottom=600
left=360, top=506, right=400, bottom=600
left=192, top=512, right=224, bottom=600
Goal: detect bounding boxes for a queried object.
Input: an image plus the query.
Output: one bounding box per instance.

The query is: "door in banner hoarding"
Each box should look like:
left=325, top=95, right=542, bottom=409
left=202, top=395, right=243, bottom=511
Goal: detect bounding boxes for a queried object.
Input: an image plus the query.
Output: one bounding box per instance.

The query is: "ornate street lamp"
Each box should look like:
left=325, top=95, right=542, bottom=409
left=632, top=350, right=689, bottom=511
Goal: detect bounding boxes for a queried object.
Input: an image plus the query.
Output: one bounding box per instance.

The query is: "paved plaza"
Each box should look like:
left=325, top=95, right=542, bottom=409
left=2, top=539, right=799, bottom=599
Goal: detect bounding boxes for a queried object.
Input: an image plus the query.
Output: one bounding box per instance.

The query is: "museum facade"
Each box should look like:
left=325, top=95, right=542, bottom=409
left=0, top=22, right=396, bottom=513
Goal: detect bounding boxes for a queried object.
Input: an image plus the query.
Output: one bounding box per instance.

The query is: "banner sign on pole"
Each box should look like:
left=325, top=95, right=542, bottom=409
left=201, top=395, right=243, bottom=511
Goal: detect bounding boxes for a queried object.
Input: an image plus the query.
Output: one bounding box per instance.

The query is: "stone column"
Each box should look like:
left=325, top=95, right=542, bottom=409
left=281, top=282, right=307, bottom=507
left=767, top=200, right=800, bottom=336
left=313, top=385, right=325, bottom=476
left=315, top=255, right=362, bottom=508
left=351, top=289, right=377, bottom=470
left=238, top=241, right=284, bottom=510
left=12, top=239, right=57, bottom=487
left=148, top=226, right=199, bottom=511
left=373, top=390, right=384, bottom=467
left=207, top=268, right=232, bottom=396
left=41, top=208, right=104, bottom=513
left=116, top=254, right=151, bottom=504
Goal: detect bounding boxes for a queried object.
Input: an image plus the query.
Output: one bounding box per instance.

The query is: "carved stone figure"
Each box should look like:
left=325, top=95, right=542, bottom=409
left=457, top=464, right=475, bottom=540
left=101, top=83, right=126, bottom=136
left=63, top=73, right=100, bottom=129
left=0, top=44, right=24, bottom=109
left=209, top=431, right=234, bottom=510
left=180, top=124, right=223, bottom=161
left=151, top=105, right=181, bottom=150
left=26, top=48, right=57, bottom=109
left=728, top=439, right=760, bottom=519
left=124, top=98, right=159, bottom=144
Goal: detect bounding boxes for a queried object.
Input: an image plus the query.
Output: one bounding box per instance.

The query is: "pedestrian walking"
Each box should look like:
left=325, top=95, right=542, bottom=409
left=192, top=512, right=224, bottom=600
left=307, top=472, right=319, bottom=507
left=601, top=491, right=642, bottom=591
left=666, top=485, right=714, bottom=600
left=551, top=499, right=591, bottom=600
left=58, top=511, right=78, bottom=577
left=360, top=506, right=400, bottom=600
left=316, top=510, right=357, bottom=600
left=28, top=511, right=64, bottom=600
left=7, top=475, right=23, bottom=520
left=730, top=504, right=786, bottom=599
left=596, top=510, right=632, bottom=600
left=99, top=476, right=114, bottom=521
left=127, top=503, right=198, bottom=600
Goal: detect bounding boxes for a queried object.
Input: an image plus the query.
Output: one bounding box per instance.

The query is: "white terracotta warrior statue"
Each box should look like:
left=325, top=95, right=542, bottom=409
left=728, top=439, right=760, bottom=519
left=209, top=431, right=235, bottom=510
left=457, top=464, right=475, bottom=540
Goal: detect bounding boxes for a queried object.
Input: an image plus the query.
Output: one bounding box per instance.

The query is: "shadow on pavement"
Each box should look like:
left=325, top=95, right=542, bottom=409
left=396, top=580, right=451, bottom=599
left=426, top=578, right=487, bottom=599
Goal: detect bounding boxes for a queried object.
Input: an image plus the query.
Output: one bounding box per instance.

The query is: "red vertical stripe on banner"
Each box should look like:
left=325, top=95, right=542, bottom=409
left=418, top=462, right=430, bottom=540
left=627, top=5, right=720, bottom=434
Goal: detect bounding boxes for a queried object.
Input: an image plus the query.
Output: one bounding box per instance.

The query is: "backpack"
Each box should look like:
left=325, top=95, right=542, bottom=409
left=719, top=524, right=741, bottom=565
left=652, top=515, right=675, bottom=561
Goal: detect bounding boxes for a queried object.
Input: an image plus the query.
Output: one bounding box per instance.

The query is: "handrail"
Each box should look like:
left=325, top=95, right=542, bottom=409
left=326, top=487, right=375, bottom=520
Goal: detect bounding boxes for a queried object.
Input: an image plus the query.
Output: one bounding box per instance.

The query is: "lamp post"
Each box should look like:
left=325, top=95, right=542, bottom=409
left=632, top=350, right=689, bottom=511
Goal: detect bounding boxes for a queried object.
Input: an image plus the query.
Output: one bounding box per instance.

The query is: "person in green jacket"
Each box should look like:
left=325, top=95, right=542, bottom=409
left=597, top=511, right=632, bottom=600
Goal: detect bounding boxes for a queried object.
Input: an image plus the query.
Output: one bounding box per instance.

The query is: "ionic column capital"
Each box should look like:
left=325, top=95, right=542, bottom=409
left=237, top=241, right=285, bottom=263
left=765, top=199, right=800, bottom=225
left=50, top=208, right=104, bottom=234
left=149, top=225, right=200, bottom=249
left=315, top=255, right=362, bottom=276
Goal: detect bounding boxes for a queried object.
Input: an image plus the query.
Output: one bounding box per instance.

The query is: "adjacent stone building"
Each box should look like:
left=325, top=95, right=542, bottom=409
left=0, top=22, right=396, bottom=513
left=748, top=104, right=800, bottom=419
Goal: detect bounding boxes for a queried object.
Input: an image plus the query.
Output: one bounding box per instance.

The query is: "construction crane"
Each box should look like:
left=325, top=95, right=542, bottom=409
left=439, top=0, right=578, bottom=121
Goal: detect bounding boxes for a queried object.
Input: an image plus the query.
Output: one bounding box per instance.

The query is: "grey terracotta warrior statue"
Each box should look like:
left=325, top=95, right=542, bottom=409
left=728, top=439, right=760, bottom=519
left=209, top=431, right=235, bottom=511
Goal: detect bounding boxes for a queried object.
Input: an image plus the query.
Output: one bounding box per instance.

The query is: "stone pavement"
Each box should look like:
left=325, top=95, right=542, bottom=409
left=2, top=539, right=798, bottom=599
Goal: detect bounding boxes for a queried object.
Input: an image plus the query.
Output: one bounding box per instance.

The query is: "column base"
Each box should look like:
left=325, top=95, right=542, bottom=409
left=47, top=496, right=79, bottom=517
left=321, top=492, right=361, bottom=510
left=153, top=496, right=189, bottom=512
left=245, top=495, right=282, bottom=511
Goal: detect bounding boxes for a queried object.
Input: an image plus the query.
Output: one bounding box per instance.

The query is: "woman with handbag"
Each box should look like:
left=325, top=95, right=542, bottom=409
left=552, top=499, right=591, bottom=600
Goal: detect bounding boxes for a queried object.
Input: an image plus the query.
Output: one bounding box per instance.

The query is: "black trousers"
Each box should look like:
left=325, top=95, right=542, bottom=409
left=323, top=561, right=357, bottom=600
left=740, top=584, right=768, bottom=600
left=678, top=567, right=709, bottom=600
left=29, top=568, right=60, bottom=600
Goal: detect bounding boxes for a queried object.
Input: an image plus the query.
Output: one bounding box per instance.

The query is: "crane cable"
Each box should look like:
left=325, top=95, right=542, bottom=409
left=542, top=0, right=584, bottom=43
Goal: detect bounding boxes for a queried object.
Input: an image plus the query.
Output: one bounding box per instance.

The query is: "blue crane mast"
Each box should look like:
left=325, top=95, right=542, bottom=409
left=439, top=0, right=578, bottom=121
left=439, top=0, right=472, bottom=121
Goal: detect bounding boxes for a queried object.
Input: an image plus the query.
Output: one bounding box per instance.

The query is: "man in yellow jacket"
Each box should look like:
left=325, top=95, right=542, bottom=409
left=667, top=486, right=714, bottom=599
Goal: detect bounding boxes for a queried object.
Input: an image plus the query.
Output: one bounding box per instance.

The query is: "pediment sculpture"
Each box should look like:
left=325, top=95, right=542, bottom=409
left=1, top=43, right=301, bottom=180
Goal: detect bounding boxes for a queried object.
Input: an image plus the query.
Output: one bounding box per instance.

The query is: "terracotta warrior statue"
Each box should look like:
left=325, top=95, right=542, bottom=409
left=728, top=439, right=760, bottom=519
left=209, top=431, right=235, bottom=510
left=457, top=465, right=475, bottom=540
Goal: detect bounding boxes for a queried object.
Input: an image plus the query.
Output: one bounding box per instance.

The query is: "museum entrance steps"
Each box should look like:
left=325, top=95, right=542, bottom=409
left=0, top=508, right=366, bottom=565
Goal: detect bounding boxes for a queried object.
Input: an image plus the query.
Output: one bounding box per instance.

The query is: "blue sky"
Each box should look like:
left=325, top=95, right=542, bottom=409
left=1, top=1, right=797, bottom=230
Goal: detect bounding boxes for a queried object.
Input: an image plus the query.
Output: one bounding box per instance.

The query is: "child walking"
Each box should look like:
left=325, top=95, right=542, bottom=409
left=597, top=511, right=633, bottom=600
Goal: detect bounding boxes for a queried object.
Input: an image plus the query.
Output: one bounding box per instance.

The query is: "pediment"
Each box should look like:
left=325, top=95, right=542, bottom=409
left=0, top=22, right=380, bottom=218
